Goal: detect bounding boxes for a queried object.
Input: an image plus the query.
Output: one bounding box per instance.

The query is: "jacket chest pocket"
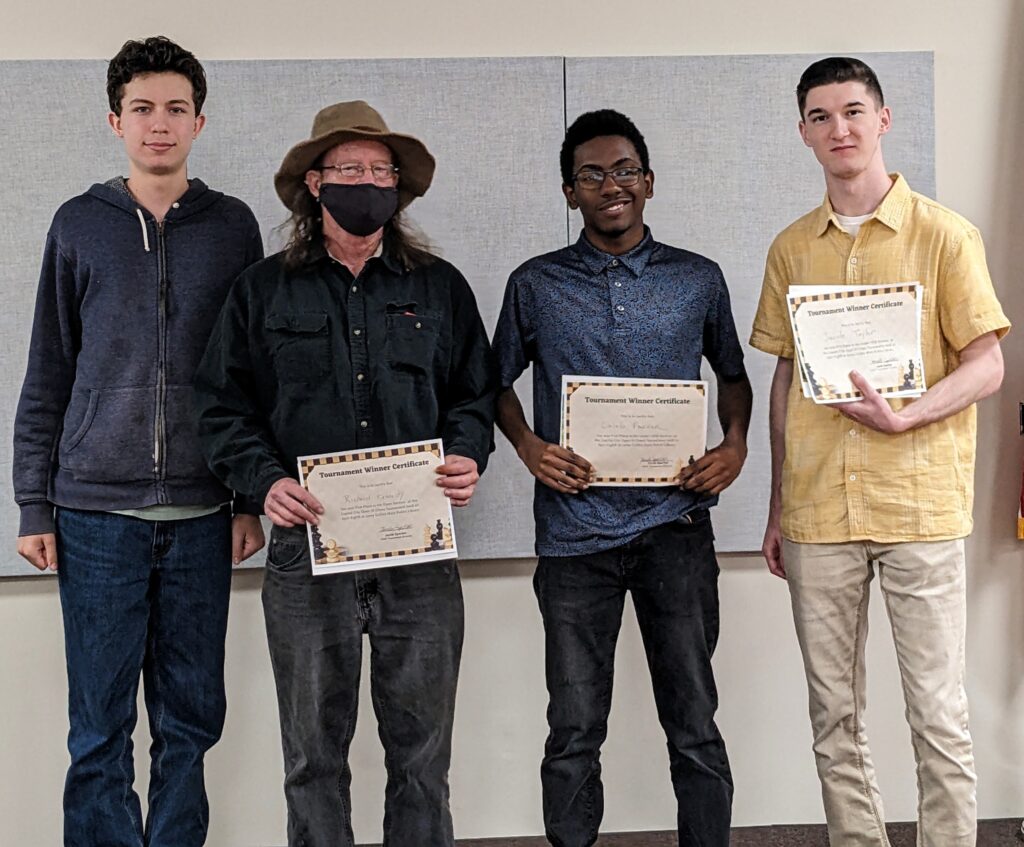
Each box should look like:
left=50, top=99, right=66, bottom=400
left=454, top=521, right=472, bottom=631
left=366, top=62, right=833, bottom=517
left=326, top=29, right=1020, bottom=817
left=265, top=312, right=330, bottom=383
left=384, top=310, right=440, bottom=377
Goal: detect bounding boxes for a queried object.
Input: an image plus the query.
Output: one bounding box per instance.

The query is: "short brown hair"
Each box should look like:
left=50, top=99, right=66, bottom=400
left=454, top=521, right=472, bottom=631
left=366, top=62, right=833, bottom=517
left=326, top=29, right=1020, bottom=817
left=797, top=57, right=884, bottom=119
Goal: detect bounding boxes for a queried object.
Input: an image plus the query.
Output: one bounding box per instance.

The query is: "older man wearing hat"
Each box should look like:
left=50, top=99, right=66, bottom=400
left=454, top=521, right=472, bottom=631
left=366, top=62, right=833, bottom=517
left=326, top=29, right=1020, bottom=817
left=195, top=101, right=497, bottom=846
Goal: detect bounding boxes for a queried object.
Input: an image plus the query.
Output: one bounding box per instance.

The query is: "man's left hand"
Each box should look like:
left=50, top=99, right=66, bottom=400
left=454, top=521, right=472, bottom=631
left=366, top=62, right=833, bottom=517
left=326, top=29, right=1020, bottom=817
left=232, top=513, right=266, bottom=565
left=678, top=440, right=747, bottom=495
left=436, top=454, right=479, bottom=507
left=836, top=371, right=910, bottom=434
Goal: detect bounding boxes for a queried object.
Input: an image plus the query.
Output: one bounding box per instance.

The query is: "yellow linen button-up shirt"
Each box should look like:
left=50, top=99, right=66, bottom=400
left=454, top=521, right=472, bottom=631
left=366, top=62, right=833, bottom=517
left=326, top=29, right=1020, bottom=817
left=750, top=174, right=1009, bottom=543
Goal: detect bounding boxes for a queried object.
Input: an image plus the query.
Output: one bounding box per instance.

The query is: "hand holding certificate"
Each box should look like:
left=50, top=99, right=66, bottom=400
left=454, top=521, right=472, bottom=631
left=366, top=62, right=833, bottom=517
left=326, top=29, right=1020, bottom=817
left=788, top=284, right=925, bottom=404
left=297, top=439, right=457, bottom=576
left=560, top=376, right=708, bottom=486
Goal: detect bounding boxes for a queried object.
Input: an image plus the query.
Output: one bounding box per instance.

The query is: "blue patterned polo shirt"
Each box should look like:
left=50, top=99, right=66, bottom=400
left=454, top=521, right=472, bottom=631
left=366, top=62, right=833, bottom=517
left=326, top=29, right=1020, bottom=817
left=492, top=228, right=746, bottom=557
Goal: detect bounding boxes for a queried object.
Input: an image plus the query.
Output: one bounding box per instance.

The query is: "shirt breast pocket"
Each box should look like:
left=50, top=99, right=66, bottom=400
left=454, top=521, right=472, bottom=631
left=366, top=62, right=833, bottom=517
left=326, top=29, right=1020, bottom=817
left=384, top=308, right=440, bottom=378
left=265, top=312, right=330, bottom=383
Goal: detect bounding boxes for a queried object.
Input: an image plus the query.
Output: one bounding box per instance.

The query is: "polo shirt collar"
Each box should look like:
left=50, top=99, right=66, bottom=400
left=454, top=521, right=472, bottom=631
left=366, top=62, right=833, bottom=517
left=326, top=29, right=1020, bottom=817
left=574, top=226, right=655, bottom=276
left=813, top=172, right=911, bottom=237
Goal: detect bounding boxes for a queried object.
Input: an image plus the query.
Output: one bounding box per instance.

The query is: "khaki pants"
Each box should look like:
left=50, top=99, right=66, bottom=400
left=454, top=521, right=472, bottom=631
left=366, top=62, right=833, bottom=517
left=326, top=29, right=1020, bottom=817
left=783, top=539, right=975, bottom=847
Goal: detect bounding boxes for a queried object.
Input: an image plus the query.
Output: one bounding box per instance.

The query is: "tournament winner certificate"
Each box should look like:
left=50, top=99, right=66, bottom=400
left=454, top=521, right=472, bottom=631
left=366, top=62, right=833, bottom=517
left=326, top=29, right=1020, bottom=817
left=297, top=439, right=456, bottom=576
left=787, top=284, right=925, bottom=404
left=560, top=376, right=708, bottom=487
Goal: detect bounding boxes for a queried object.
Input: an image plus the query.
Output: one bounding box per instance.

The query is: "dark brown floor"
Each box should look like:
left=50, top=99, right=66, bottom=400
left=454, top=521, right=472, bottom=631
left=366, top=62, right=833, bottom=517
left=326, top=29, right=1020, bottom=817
left=359, top=818, right=1021, bottom=846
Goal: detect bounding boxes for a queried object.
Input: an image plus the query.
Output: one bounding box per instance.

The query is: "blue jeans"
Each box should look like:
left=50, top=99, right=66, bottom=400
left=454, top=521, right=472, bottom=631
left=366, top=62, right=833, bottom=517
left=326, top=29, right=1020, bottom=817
left=56, top=507, right=232, bottom=847
left=261, top=525, right=464, bottom=847
left=534, top=514, right=732, bottom=847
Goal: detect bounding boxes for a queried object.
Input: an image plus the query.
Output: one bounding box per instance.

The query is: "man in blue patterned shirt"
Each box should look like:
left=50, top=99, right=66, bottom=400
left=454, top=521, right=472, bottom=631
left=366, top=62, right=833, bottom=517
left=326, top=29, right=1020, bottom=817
left=492, top=110, right=752, bottom=847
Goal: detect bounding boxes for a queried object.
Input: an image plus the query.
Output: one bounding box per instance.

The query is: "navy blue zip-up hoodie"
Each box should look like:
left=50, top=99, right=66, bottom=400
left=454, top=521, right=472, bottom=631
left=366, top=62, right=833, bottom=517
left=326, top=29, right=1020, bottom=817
left=13, top=178, right=264, bottom=536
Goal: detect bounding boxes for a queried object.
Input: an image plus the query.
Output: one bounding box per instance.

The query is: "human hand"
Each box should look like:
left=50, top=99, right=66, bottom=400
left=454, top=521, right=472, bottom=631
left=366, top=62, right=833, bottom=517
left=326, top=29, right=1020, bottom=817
left=264, top=478, right=324, bottom=527
left=677, top=440, right=747, bottom=495
left=231, top=513, right=266, bottom=564
left=435, top=454, right=480, bottom=507
left=517, top=432, right=592, bottom=494
left=17, top=533, right=57, bottom=572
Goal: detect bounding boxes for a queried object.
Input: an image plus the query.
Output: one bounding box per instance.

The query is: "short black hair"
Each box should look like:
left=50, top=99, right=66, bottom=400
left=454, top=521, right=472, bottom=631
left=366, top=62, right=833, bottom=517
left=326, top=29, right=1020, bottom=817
left=107, top=36, right=207, bottom=116
left=797, top=57, right=884, bottom=119
left=560, top=109, right=650, bottom=185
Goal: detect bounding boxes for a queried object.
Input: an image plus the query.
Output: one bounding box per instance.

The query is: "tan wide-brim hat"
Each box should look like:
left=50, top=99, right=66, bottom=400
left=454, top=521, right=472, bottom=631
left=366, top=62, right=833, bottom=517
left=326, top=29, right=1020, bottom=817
left=274, top=100, right=436, bottom=213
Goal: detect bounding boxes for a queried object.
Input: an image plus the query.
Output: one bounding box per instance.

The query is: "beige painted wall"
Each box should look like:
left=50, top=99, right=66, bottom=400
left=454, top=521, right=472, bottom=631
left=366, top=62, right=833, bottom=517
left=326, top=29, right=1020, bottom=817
left=1, top=0, right=1021, bottom=843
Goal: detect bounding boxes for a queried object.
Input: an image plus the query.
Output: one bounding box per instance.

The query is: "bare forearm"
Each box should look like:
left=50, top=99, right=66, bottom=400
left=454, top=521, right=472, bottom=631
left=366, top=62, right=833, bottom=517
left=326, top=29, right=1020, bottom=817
left=768, top=358, right=793, bottom=516
left=496, top=388, right=537, bottom=455
left=896, top=332, right=1004, bottom=430
left=717, top=374, right=753, bottom=449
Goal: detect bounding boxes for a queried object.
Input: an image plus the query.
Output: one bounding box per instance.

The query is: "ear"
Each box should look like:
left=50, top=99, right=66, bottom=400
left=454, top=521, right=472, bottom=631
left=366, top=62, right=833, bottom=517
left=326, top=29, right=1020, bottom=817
left=108, top=112, right=123, bottom=138
left=644, top=168, right=654, bottom=199
left=562, top=182, right=578, bottom=210
left=305, top=169, right=322, bottom=200
left=798, top=120, right=811, bottom=148
left=192, top=113, right=207, bottom=140
left=878, top=105, right=892, bottom=136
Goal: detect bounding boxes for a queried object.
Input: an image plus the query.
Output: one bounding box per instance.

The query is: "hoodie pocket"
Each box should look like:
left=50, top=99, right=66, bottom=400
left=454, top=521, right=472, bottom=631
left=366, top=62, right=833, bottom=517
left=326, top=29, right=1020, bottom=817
left=59, top=387, right=156, bottom=482
left=265, top=312, right=330, bottom=383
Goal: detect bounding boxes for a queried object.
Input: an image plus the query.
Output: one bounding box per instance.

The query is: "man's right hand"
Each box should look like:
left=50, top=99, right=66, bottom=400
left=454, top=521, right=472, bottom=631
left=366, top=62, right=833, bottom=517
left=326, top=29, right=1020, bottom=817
left=264, top=478, right=324, bottom=527
left=761, top=513, right=786, bottom=579
left=518, top=432, right=593, bottom=494
left=18, top=533, right=57, bottom=572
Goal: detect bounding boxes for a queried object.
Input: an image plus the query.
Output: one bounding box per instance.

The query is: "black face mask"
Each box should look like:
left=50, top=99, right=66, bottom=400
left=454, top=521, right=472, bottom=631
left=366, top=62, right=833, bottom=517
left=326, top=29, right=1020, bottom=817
left=318, top=183, right=399, bottom=237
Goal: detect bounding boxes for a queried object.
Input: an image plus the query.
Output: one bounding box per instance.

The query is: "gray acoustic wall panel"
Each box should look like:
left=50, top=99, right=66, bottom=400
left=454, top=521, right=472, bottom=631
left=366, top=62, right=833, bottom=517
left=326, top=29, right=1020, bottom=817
left=0, top=57, right=565, bottom=575
left=0, top=52, right=933, bottom=574
left=565, top=51, right=935, bottom=551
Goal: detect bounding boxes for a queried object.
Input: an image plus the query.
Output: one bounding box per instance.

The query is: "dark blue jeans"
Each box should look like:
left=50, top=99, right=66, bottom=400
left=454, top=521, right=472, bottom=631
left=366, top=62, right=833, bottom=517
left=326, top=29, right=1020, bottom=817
left=534, top=514, right=732, bottom=847
left=261, top=525, right=464, bottom=847
left=56, top=506, right=232, bottom=847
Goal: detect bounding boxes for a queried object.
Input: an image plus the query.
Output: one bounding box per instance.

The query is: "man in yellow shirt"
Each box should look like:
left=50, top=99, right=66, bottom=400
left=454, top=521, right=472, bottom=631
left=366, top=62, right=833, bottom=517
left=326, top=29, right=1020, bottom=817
left=750, top=57, right=1009, bottom=847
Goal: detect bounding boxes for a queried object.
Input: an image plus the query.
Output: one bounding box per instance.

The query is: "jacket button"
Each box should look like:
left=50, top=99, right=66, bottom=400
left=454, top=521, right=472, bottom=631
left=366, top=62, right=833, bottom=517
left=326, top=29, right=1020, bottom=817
left=353, top=329, right=362, bottom=336
left=356, top=373, right=365, bottom=381
left=360, top=420, right=368, bottom=428
left=415, top=321, right=422, bottom=329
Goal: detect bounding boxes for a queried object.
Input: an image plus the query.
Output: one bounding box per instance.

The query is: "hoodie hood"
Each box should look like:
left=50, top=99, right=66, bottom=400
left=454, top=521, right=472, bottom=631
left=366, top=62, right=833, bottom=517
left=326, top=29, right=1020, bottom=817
left=87, top=177, right=224, bottom=220
left=85, top=177, right=226, bottom=253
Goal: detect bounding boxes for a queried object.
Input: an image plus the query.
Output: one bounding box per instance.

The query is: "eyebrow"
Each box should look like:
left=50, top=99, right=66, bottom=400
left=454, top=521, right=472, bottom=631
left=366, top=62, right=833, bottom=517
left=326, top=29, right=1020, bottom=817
left=806, top=100, right=867, bottom=117
left=576, top=157, right=639, bottom=171
left=127, top=98, right=191, bottom=106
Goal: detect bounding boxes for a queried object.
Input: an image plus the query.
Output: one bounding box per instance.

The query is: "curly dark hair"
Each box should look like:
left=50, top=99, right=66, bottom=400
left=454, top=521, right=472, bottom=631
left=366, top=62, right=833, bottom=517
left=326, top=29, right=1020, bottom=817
left=107, top=36, right=207, bottom=116
left=560, top=109, right=650, bottom=186
left=797, top=57, right=884, bottom=119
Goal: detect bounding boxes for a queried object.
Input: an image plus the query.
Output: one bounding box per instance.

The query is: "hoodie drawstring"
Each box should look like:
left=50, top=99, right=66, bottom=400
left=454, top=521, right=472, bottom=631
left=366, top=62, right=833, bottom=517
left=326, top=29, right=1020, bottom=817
left=136, top=209, right=150, bottom=253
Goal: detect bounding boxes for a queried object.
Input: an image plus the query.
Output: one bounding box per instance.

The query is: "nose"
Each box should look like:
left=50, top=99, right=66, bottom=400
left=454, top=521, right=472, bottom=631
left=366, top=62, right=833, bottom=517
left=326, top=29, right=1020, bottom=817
left=830, top=116, right=849, bottom=139
left=599, top=173, right=622, bottom=195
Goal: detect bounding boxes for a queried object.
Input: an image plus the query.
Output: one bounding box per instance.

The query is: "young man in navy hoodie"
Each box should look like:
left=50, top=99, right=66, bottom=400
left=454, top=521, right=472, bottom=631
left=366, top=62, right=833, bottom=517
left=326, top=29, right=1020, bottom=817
left=13, top=37, right=265, bottom=847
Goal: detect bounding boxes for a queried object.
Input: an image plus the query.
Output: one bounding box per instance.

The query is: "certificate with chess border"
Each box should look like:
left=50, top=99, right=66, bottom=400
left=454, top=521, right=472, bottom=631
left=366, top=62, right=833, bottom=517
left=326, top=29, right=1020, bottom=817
left=787, top=284, right=925, bottom=404
left=560, top=376, right=708, bottom=487
left=297, top=439, right=457, bottom=576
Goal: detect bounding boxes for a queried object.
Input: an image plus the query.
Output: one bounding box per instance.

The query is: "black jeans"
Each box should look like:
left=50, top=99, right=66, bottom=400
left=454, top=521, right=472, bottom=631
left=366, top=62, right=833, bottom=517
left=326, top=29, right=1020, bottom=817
left=262, top=525, right=464, bottom=847
left=534, top=515, right=732, bottom=847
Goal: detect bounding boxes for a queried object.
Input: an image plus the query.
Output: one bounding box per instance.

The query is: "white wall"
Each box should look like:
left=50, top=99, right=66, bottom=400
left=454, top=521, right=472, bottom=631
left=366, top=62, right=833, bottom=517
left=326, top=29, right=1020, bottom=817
left=1, top=1, right=1021, bottom=843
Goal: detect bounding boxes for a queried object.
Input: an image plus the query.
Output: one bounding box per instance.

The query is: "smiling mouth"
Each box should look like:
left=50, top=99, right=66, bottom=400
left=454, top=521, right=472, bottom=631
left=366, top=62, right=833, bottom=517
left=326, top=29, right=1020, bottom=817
left=599, top=200, right=629, bottom=213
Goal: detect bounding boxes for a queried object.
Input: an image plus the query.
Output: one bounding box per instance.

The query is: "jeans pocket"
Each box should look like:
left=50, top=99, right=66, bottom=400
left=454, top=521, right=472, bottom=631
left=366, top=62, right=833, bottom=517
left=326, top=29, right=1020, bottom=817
left=266, top=531, right=310, bottom=573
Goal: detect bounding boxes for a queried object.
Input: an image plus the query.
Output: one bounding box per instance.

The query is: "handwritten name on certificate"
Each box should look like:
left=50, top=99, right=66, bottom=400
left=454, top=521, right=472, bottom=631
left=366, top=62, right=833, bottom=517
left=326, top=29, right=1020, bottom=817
left=560, top=376, right=708, bottom=487
left=787, top=284, right=925, bottom=404
left=297, top=439, right=457, bottom=576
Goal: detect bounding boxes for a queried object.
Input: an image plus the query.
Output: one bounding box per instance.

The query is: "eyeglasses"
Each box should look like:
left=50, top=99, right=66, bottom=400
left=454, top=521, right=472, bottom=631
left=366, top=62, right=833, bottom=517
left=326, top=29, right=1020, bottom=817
left=572, top=166, right=644, bottom=190
left=320, top=162, right=399, bottom=184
